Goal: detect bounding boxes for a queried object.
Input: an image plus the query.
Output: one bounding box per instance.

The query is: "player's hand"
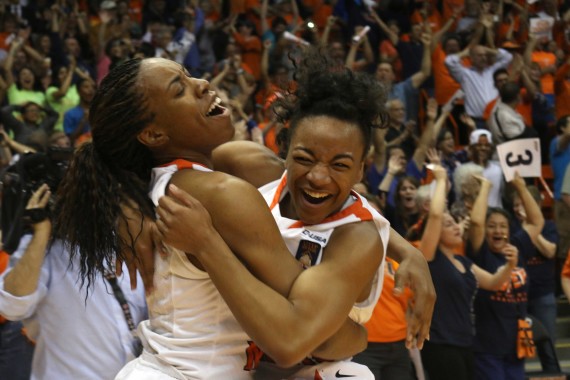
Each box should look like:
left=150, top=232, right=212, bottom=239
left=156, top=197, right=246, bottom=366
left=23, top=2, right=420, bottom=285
left=116, top=200, right=162, bottom=294
left=156, top=184, right=218, bottom=257
left=393, top=242, right=436, bottom=349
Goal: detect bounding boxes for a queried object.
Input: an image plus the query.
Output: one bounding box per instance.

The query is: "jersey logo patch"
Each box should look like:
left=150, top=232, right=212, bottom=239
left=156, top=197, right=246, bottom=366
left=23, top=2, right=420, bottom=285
left=296, top=240, right=322, bottom=269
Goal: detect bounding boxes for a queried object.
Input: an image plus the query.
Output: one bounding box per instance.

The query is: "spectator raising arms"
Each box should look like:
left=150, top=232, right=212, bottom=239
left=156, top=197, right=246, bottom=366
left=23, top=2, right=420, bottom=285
left=419, top=165, right=517, bottom=380
left=467, top=172, right=544, bottom=379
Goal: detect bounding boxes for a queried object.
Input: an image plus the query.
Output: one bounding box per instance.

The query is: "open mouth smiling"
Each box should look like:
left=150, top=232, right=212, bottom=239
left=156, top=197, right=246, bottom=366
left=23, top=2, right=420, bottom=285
left=206, top=97, right=226, bottom=117
left=491, top=235, right=508, bottom=243
left=302, top=190, right=332, bottom=204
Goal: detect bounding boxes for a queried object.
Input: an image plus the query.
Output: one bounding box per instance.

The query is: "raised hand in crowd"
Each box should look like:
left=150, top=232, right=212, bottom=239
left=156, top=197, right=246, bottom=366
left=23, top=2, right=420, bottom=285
left=426, top=148, right=442, bottom=166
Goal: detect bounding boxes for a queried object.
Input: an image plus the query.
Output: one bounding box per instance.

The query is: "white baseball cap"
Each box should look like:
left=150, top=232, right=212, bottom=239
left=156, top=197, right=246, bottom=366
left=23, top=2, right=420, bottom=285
left=469, top=129, right=493, bottom=145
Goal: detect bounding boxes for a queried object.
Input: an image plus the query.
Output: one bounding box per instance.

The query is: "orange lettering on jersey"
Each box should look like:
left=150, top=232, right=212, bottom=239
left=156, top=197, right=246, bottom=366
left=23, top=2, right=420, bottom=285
left=243, top=341, right=264, bottom=371
left=498, top=267, right=527, bottom=292
left=510, top=267, right=527, bottom=289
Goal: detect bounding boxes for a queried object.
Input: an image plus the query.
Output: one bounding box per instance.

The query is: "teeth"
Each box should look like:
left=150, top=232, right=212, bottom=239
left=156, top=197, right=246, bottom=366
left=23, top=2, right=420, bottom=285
left=304, top=190, right=329, bottom=199
left=206, top=97, right=222, bottom=115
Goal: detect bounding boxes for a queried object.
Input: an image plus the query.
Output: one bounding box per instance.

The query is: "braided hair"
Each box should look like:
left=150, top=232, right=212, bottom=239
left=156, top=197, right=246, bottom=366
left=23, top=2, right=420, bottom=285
left=53, top=59, right=156, bottom=288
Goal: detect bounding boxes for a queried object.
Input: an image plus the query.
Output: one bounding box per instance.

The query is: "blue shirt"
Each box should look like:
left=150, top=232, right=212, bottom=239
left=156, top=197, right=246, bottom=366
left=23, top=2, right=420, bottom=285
left=63, top=106, right=90, bottom=136
left=366, top=159, right=424, bottom=206
left=0, top=237, right=147, bottom=380
left=389, top=78, right=419, bottom=123
left=550, top=136, right=570, bottom=200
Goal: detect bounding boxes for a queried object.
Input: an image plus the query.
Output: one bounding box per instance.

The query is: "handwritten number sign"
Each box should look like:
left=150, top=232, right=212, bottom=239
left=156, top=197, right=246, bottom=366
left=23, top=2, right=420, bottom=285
left=496, top=138, right=541, bottom=182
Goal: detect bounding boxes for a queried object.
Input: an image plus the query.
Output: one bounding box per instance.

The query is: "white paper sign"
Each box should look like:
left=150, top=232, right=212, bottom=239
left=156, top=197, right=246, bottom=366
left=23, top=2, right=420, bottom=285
left=530, top=17, right=555, bottom=40
left=496, top=138, right=541, bottom=182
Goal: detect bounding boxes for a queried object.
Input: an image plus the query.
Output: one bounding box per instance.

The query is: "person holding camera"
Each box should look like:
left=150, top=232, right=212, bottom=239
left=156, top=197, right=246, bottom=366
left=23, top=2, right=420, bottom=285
left=0, top=184, right=147, bottom=379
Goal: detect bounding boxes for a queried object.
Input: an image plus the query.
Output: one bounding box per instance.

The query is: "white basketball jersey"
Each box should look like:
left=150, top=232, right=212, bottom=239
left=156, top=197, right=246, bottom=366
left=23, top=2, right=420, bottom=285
left=139, top=161, right=389, bottom=379
left=142, top=160, right=251, bottom=379
left=258, top=173, right=389, bottom=324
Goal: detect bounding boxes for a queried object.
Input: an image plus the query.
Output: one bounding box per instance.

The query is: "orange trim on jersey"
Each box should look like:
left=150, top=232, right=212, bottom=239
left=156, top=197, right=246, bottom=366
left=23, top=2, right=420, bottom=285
left=269, top=175, right=289, bottom=210
left=270, top=174, right=373, bottom=228
left=0, top=250, right=9, bottom=274
left=159, top=159, right=209, bottom=171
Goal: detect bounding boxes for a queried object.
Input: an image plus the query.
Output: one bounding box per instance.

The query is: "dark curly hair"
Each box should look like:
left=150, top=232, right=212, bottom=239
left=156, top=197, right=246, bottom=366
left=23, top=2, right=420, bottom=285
left=275, top=48, right=388, bottom=157
left=52, top=58, right=156, bottom=289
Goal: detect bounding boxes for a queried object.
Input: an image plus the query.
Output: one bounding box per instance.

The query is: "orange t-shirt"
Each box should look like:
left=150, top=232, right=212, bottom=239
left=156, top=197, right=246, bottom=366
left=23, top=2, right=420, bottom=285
left=232, top=32, right=262, bottom=81
left=555, top=63, right=570, bottom=120
left=496, top=16, right=522, bottom=45
left=411, top=9, right=443, bottom=32
left=532, top=51, right=556, bottom=95
left=432, top=44, right=461, bottom=105
left=0, top=250, right=9, bottom=275
left=365, top=259, right=413, bottom=343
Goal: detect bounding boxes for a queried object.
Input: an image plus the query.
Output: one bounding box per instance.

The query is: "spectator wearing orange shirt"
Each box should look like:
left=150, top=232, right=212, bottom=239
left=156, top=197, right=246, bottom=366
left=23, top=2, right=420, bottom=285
left=526, top=35, right=556, bottom=104
left=352, top=258, right=416, bottom=379
left=230, top=17, right=262, bottom=81
left=495, top=0, right=530, bottom=46
left=411, top=0, right=443, bottom=32
left=430, top=6, right=463, bottom=106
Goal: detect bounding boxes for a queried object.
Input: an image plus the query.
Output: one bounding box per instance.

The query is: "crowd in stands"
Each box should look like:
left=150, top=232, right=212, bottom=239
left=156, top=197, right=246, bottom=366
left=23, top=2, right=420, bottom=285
left=0, top=0, right=569, bottom=379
